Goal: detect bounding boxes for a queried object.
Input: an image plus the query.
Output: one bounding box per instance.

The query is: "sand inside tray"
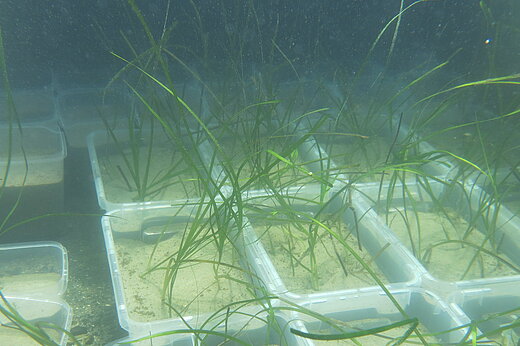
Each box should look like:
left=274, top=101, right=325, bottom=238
left=251, top=217, right=388, bottom=294
left=217, top=136, right=318, bottom=189
left=114, top=225, right=256, bottom=323
left=99, top=144, right=203, bottom=203
left=0, top=252, right=63, bottom=296
left=386, top=209, right=520, bottom=281
left=0, top=299, right=64, bottom=346
left=0, top=273, right=62, bottom=297
left=0, top=128, right=63, bottom=186
left=0, top=327, right=63, bottom=346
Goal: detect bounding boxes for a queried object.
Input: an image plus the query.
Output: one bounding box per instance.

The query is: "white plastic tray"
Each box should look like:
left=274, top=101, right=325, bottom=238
left=88, top=129, right=214, bottom=211
left=240, top=184, right=424, bottom=302
left=0, top=124, right=67, bottom=187
left=0, top=241, right=68, bottom=298
left=0, top=296, right=72, bottom=346
left=0, top=88, right=58, bottom=125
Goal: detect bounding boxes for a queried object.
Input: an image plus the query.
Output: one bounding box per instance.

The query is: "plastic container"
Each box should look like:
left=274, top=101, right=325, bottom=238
left=240, top=184, right=425, bottom=302
left=101, top=203, right=272, bottom=338
left=208, top=127, right=342, bottom=197
left=293, top=287, right=472, bottom=345
left=92, top=99, right=520, bottom=344
left=353, top=179, right=520, bottom=284
left=88, top=128, right=213, bottom=211
left=450, top=278, right=520, bottom=345
left=0, top=125, right=67, bottom=240
left=57, top=87, right=132, bottom=149
left=109, top=310, right=309, bottom=346
left=0, top=241, right=68, bottom=299
left=310, top=115, right=453, bottom=186
left=0, top=296, right=72, bottom=346
left=0, top=88, right=58, bottom=125
left=0, top=125, right=66, bottom=187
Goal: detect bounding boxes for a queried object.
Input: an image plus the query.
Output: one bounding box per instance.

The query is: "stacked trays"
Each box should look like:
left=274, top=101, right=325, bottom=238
left=0, top=242, right=72, bottom=345
left=0, top=124, right=67, bottom=240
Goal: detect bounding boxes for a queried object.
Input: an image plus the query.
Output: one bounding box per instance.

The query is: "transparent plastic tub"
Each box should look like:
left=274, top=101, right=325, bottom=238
left=0, top=241, right=68, bottom=299
left=353, top=179, right=520, bottom=284
left=57, top=87, right=132, bottom=148
left=450, top=278, right=520, bottom=345
left=0, top=88, right=58, bottom=125
left=88, top=129, right=213, bottom=211
left=292, top=287, right=472, bottom=345
left=101, top=203, right=275, bottom=338
left=0, top=125, right=67, bottom=187
left=0, top=296, right=72, bottom=346
left=108, top=310, right=309, bottom=346
left=0, top=125, right=67, bottom=239
left=240, top=184, right=425, bottom=301
left=310, top=115, right=453, bottom=185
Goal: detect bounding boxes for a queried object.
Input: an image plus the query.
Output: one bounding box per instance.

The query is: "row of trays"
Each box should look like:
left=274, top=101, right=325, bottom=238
left=3, top=81, right=519, bottom=344
left=87, top=117, right=520, bottom=345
